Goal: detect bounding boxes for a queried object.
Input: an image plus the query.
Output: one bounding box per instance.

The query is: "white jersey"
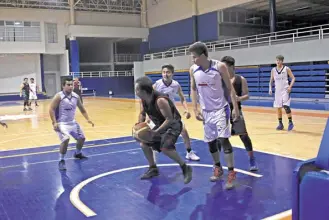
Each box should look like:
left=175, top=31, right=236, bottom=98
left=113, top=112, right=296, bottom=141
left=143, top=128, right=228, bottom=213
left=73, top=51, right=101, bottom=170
left=153, top=79, right=180, bottom=103
left=29, top=83, right=37, bottom=94
left=192, top=59, right=228, bottom=111
left=55, top=91, right=80, bottom=124
left=272, top=66, right=290, bottom=91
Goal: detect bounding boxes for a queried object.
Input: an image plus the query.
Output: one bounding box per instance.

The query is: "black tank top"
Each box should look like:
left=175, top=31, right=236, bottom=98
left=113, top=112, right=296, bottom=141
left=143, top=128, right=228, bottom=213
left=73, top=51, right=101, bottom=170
left=142, top=91, right=181, bottom=129
left=22, top=83, right=30, bottom=93
left=230, top=74, right=242, bottom=110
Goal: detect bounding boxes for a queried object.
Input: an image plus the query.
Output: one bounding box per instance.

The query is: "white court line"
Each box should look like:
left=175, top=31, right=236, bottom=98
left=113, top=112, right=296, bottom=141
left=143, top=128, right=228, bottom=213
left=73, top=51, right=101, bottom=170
left=262, top=209, right=292, bottom=220
left=70, top=163, right=263, bottom=217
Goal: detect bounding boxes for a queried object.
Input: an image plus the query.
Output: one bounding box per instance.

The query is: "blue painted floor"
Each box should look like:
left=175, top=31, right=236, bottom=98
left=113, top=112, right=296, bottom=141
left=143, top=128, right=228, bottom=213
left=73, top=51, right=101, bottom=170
left=0, top=136, right=300, bottom=220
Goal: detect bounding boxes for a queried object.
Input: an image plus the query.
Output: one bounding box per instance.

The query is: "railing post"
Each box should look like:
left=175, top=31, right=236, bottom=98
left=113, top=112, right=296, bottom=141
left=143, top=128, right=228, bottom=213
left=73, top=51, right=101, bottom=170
left=293, top=33, right=295, bottom=42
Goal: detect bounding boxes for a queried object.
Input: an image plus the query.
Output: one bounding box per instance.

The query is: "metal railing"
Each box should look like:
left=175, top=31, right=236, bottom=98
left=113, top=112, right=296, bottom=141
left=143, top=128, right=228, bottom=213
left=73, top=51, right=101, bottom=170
left=0, top=26, right=41, bottom=42
left=114, top=54, right=142, bottom=62
left=144, top=24, right=329, bottom=60
left=70, top=71, right=133, bottom=78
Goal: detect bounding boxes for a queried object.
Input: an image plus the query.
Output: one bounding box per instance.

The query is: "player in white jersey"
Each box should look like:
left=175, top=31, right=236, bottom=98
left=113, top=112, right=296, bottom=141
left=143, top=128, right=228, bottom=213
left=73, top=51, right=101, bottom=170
left=153, top=64, right=200, bottom=161
left=269, top=55, right=295, bottom=131
left=29, top=78, right=39, bottom=107
left=49, top=77, right=94, bottom=170
left=188, top=41, right=240, bottom=190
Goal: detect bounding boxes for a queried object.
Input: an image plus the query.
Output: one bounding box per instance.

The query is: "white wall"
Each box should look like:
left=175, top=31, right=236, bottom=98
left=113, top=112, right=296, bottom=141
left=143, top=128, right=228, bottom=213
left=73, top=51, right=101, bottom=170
left=0, top=54, right=40, bottom=94
left=146, top=0, right=255, bottom=28
left=43, top=54, right=62, bottom=91
left=133, top=61, right=145, bottom=81
left=142, top=38, right=329, bottom=72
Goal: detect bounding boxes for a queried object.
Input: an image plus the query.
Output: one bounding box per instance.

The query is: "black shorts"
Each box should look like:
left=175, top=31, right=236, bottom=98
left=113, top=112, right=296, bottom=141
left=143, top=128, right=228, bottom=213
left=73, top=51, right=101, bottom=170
left=230, top=111, right=248, bottom=136
left=23, top=92, right=29, bottom=101
left=146, top=121, right=182, bottom=152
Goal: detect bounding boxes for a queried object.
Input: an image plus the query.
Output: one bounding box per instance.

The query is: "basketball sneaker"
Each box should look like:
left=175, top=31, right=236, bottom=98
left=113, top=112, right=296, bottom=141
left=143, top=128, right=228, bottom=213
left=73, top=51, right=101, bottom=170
left=186, top=150, right=200, bottom=161
left=58, top=160, right=66, bottom=170
left=225, top=170, right=237, bottom=190
left=210, top=165, right=224, bottom=182
left=141, top=167, right=159, bottom=179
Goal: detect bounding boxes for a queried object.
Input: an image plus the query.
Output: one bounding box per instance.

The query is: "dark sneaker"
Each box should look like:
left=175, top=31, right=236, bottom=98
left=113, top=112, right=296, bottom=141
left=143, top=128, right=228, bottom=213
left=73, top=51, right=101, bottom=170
left=140, top=167, right=159, bottom=179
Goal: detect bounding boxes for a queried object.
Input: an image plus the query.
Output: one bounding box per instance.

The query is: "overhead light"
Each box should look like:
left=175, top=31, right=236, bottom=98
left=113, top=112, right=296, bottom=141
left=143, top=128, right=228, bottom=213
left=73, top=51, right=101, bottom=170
left=294, top=6, right=310, bottom=11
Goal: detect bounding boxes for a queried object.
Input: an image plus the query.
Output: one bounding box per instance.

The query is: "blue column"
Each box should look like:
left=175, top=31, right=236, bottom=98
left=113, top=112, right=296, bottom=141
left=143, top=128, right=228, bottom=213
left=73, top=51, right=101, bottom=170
left=269, top=0, right=277, bottom=33
left=70, top=38, right=80, bottom=77
left=40, top=54, right=46, bottom=93
left=140, top=41, right=150, bottom=57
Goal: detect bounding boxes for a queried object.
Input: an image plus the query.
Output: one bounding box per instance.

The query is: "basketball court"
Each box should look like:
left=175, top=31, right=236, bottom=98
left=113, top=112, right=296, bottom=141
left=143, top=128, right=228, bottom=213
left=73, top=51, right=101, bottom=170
left=0, top=97, right=327, bottom=220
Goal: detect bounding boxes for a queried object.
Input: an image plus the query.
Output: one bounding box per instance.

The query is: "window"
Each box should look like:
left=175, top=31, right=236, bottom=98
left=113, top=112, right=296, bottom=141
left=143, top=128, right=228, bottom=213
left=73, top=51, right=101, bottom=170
left=46, top=23, right=58, bottom=43
left=0, top=20, right=41, bottom=42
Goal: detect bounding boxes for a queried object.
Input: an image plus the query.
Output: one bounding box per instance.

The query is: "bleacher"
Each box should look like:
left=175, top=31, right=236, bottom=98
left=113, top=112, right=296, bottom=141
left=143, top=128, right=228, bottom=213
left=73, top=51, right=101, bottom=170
left=235, top=64, right=329, bottom=99
left=146, top=70, right=190, bottom=98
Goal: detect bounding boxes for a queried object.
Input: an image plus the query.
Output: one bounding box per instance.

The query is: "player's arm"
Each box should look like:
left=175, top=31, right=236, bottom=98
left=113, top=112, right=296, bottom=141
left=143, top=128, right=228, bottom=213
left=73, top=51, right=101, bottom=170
left=154, top=98, right=173, bottom=134
left=218, top=62, right=239, bottom=118
left=238, top=76, right=250, bottom=102
left=269, top=69, right=274, bottom=94
left=19, top=83, right=24, bottom=96
left=77, top=97, right=94, bottom=126
left=287, top=67, right=295, bottom=92
left=49, top=94, right=61, bottom=126
left=138, top=100, right=146, bottom=123
left=190, top=67, right=199, bottom=112
left=177, top=85, right=190, bottom=115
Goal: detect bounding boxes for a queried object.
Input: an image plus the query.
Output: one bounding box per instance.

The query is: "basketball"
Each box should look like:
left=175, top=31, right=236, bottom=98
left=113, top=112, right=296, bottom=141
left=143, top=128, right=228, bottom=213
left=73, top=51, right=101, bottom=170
left=132, top=122, right=154, bottom=144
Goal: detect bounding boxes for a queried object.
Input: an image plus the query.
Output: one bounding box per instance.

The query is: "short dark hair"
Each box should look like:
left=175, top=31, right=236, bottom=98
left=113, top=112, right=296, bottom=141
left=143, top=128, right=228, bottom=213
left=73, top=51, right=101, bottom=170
left=221, top=56, right=235, bottom=67
left=135, top=76, right=153, bottom=94
left=24, top=78, right=28, bottom=80
left=276, top=55, right=284, bottom=61
left=161, top=64, right=174, bottom=73
left=188, top=41, right=208, bottom=57
left=62, top=77, right=72, bottom=86
left=30, top=78, right=34, bottom=80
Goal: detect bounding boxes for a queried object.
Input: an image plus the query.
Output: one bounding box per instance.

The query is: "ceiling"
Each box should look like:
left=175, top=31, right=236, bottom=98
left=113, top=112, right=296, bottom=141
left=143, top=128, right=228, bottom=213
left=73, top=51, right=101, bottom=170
left=0, top=0, right=141, bottom=14
left=238, top=0, right=329, bottom=21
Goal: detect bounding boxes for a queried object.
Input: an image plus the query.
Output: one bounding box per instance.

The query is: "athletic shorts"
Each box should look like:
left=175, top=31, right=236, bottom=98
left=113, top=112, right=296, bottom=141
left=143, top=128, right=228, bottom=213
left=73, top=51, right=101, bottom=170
left=230, top=110, right=248, bottom=136
left=145, top=121, right=182, bottom=152
left=29, top=92, right=38, bottom=100
left=23, top=92, right=30, bottom=101
left=202, top=105, right=231, bottom=142
left=274, top=89, right=291, bottom=108
left=56, top=122, right=85, bottom=143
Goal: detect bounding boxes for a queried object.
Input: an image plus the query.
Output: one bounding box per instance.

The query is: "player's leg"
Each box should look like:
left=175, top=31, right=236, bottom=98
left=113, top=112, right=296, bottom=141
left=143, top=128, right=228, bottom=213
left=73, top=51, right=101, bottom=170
left=203, top=110, right=224, bottom=182
left=23, top=93, right=28, bottom=111
left=283, top=91, right=294, bottom=131
left=33, top=93, right=39, bottom=106
left=160, top=122, right=192, bottom=184
left=70, top=122, right=87, bottom=159
left=27, top=93, right=32, bottom=110
left=140, top=142, right=159, bottom=179
left=216, top=105, right=236, bottom=190
left=56, top=125, right=71, bottom=170
left=181, top=123, right=200, bottom=161
left=274, top=92, right=284, bottom=130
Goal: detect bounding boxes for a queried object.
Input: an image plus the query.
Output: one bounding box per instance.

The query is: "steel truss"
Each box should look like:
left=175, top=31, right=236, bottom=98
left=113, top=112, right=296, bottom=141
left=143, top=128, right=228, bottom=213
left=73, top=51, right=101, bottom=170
left=0, top=0, right=141, bottom=14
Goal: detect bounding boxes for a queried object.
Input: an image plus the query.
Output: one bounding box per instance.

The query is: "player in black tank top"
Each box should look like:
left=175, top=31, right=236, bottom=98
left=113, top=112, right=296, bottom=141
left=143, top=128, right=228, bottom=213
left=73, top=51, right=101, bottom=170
left=20, top=78, right=32, bottom=111
left=135, top=76, right=193, bottom=184
left=221, top=56, right=258, bottom=172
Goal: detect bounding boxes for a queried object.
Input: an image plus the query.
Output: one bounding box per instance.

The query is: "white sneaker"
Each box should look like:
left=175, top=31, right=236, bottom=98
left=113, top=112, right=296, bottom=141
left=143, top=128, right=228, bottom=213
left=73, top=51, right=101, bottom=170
left=186, top=150, right=200, bottom=161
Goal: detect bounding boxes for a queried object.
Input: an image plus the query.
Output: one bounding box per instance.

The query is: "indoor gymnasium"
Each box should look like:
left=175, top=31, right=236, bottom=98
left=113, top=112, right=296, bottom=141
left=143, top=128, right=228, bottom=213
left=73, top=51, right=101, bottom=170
left=0, top=0, right=329, bottom=219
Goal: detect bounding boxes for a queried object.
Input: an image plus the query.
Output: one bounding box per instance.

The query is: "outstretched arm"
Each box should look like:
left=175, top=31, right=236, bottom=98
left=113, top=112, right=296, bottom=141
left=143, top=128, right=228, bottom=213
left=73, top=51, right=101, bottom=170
left=177, top=85, right=191, bottom=118
left=77, top=97, right=94, bottom=126
left=49, top=94, right=61, bottom=129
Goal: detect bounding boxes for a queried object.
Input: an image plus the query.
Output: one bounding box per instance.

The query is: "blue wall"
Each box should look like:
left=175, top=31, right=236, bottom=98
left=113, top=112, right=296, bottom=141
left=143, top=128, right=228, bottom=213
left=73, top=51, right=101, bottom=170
left=80, top=77, right=134, bottom=96
left=148, top=12, right=218, bottom=52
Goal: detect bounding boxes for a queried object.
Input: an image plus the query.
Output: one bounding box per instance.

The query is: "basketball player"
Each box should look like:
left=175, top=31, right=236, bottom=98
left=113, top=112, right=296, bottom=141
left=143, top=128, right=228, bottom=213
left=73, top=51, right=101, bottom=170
left=20, top=78, right=32, bottom=111
left=73, top=77, right=83, bottom=103
left=221, top=56, right=258, bottom=171
left=152, top=64, right=200, bottom=161
left=29, top=78, right=39, bottom=107
left=188, top=41, right=240, bottom=190
left=49, top=77, right=94, bottom=170
left=269, top=55, right=295, bottom=131
left=135, top=76, right=193, bottom=184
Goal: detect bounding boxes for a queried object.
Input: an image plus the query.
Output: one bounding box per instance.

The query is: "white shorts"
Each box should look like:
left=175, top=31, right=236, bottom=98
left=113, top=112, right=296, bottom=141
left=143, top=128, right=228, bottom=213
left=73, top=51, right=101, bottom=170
left=274, top=89, right=291, bottom=108
left=29, top=93, right=38, bottom=100
left=202, top=105, right=231, bottom=142
left=56, top=122, right=85, bottom=143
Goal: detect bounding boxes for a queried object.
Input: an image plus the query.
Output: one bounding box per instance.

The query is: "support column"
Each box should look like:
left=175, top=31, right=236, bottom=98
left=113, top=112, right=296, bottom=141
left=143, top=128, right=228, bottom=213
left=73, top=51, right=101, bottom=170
left=109, top=41, right=115, bottom=71
left=140, top=0, right=149, bottom=56
left=192, top=0, right=198, bottom=42
left=269, top=0, right=277, bottom=33
left=69, top=0, right=79, bottom=76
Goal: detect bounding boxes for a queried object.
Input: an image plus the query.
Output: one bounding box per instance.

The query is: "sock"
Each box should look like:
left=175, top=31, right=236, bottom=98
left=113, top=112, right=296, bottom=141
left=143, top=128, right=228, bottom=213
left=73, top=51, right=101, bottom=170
left=76, top=149, right=82, bottom=154
left=224, top=153, right=235, bottom=171
left=186, top=148, right=192, bottom=153
left=248, top=151, right=254, bottom=158
left=278, top=118, right=282, bottom=124
left=60, top=154, right=65, bottom=160
left=288, top=117, right=292, bottom=123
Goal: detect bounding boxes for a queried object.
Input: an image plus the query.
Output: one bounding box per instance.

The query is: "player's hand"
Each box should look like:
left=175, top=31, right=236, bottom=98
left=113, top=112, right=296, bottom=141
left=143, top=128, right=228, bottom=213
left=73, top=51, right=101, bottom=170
left=269, top=90, right=272, bottom=95
left=184, top=111, right=191, bottom=119
left=232, top=110, right=240, bottom=122
left=194, top=110, right=204, bottom=121
left=287, top=87, right=291, bottom=93
left=0, top=122, right=8, bottom=128
left=52, top=122, right=59, bottom=131
left=87, top=120, right=94, bottom=127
